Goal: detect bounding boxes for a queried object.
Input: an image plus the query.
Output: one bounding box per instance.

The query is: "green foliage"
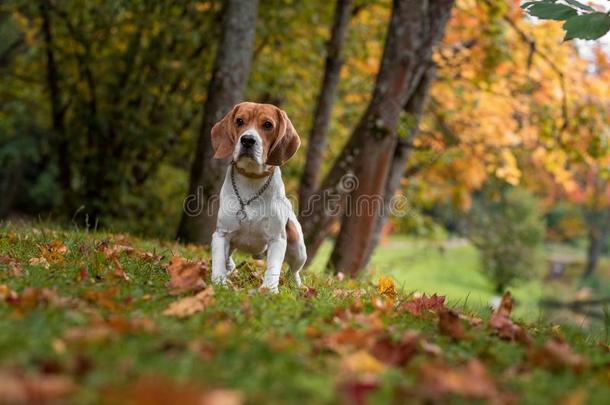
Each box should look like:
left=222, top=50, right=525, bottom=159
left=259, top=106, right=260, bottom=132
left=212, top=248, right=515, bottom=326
left=522, top=0, right=610, bottom=41
left=466, top=184, right=546, bottom=293
left=527, top=2, right=577, bottom=21
left=1, top=0, right=221, bottom=227
left=563, top=12, right=610, bottom=40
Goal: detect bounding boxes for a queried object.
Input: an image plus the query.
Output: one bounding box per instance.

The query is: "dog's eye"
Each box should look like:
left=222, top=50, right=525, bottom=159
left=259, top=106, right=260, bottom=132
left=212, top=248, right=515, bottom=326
left=262, top=121, right=273, bottom=130
left=235, top=118, right=244, bottom=127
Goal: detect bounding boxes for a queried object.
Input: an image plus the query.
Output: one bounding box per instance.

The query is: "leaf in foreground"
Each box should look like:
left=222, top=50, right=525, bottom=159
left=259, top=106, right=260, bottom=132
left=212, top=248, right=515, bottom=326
left=528, top=337, right=587, bottom=373
left=418, top=360, right=499, bottom=400
left=489, top=291, right=531, bottom=345
left=376, top=276, right=396, bottom=300
left=563, top=12, right=610, bottom=41
left=165, top=256, right=209, bottom=295
left=163, top=287, right=215, bottom=318
left=438, top=308, right=467, bottom=340
left=0, top=369, right=75, bottom=403
left=402, top=293, right=445, bottom=317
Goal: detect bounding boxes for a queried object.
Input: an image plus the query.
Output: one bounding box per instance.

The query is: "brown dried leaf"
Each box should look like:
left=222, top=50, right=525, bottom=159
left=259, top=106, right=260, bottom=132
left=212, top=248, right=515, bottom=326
left=6, top=287, right=71, bottom=312
left=0, top=256, right=22, bottom=276
left=39, top=240, right=69, bottom=265
left=0, top=369, right=75, bottom=403
left=324, top=327, right=378, bottom=353
left=419, top=360, right=499, bottom=400
left=340, top=350, right=386, bottom=377
left=103, top=376, right=243, bottom=405
left=165, top=256, right=208, bottom=295
left=163, top=287, right=215, bottom=318
left=528, top=338, right=586, bottom=373
left=402, top=293, right=445, bottom=317
left=489, top=292, right=531, bottom=345
left=28, top=257, right=50, bottom=269
left=64, top=315, right=156, bottom=345
left=369, top=331, right=420, bottom=367
left=376, top=276, right=396, bottom=300
left=438, top=308, right=466, bottom=340
left=82, top=288, right=125, bottom=312
left=0, top=285, right=17, bottom=301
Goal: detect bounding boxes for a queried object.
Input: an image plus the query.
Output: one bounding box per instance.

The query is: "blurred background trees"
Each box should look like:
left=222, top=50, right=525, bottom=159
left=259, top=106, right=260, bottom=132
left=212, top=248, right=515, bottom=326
left=1, top=0, right=610, bottom=308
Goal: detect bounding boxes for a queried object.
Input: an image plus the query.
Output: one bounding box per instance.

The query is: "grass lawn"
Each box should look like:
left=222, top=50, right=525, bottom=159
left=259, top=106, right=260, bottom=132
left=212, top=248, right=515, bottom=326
left=1, top=224, right=610, bottom=404
left=311, top=236, right=544, bottom=321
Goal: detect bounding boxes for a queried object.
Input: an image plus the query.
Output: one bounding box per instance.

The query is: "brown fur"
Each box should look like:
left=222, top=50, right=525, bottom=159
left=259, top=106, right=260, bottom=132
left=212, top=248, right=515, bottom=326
left=286, top=220, right=300, bottom=244
left=211, top=102, right=300, bottom=166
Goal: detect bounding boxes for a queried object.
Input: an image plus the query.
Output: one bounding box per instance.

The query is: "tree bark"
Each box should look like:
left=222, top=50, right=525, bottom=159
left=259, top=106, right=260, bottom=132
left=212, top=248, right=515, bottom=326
left=360, top=66, right=435, bottom=268
left=299, top=0, right=353, bottom=211
left=39, top=0, right=71, bottom=210
left=302, top=0, right=453, bottom=271
left=176, top=0, right=259, bottom=244
left=584, top=219, right=610, bottom=279
left=327, top=0, right=452, bottom=275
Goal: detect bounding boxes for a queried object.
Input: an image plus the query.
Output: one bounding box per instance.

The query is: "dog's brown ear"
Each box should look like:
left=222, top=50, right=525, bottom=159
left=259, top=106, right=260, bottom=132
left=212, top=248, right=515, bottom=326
left=267, top=108, right=300, bottom=166
left=211, top=105, right=239, bottom=159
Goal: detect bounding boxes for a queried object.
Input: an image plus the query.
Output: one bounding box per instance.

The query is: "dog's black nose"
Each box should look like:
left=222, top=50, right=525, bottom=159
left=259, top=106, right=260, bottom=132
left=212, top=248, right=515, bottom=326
left=240, top=135, right=256, bottom=148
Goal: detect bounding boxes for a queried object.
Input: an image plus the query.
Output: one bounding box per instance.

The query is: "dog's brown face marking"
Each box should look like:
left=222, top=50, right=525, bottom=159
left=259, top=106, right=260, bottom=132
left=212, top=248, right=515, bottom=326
left=211, top=102, right=301, bottom=166
left=233, top=102, right=282, bottom=162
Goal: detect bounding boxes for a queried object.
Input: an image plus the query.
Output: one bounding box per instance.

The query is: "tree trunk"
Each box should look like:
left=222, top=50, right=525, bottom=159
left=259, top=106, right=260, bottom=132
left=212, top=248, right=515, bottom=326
left=39, top=0, right=71, bottom=211
left=301, top=0, right=453, bottom=271
left=176, top=0, right=259, bottom=244
left=584, top=222, right=609, bottom=279
left=360, top=66, right=435, bottom=268
left=299, top=0, right=353, bottom=211
left=328, top=0, right=452, bottom=275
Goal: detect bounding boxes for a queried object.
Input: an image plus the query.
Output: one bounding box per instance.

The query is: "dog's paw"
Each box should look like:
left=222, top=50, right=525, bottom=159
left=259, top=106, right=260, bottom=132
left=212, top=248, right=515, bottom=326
left=212, top=274, right=228, bottom=286
left=258, top=284, right=279, bottom=294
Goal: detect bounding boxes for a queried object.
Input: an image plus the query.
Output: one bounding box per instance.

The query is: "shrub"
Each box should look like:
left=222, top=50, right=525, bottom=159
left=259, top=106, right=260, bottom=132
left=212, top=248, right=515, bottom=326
left=466, top=184, right=546, bottom=293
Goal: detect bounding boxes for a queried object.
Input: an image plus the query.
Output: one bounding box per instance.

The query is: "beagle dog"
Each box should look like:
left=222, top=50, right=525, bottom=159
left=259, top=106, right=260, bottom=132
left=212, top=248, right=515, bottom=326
left=210, top=102, right=307, bottom=293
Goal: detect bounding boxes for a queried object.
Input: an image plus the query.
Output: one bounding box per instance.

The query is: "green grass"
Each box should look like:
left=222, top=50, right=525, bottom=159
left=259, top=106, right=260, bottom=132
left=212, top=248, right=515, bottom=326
left=1, top=224, right=610, bottom=404
left=312, top=236, right=544, bottom=320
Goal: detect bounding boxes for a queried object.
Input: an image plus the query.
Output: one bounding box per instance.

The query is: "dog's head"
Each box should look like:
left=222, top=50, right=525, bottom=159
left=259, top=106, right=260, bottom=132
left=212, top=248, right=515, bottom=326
left=211, top=102, right=301, bottom=168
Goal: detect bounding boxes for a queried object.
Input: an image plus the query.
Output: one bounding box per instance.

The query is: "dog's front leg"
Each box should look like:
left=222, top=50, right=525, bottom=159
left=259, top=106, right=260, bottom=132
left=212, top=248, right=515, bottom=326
left=261, top=237, right=287, bottom=293
left=211, top=231, right=230, bottom=285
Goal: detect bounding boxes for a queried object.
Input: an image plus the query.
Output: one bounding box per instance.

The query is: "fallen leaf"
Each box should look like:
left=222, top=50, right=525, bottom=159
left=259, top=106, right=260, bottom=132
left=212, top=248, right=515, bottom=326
left=340, top=350, right=386, bottom=377
left=528, top=338, right=586, bottom=373
left=420, top=340, right=443, bottom=357
left=369, top=331, right=420, bottom=367
left=300, top=286, right=318, bottom=299
left=418, top=360, right=498, bottom=400
left=6, top=287, right=71, bottom=312
left=324, top=327, right=378, bottom=353
left=0, top=285, right=17, bottom=301
left=489, top=291, right=531, bottom=345
left=82, top=288, right=125, bottom=312
left=438, top=308, right=466, bottom=340
left=338, top=380, right=378, bottom=405
left=376, top=276, right=396, bottom=300
left=0, top=369, right=75, bottom=403
left=0, top=256, right=22, bottom=276
left=103, top=376, right=243, bottom=405
left=39, top=240, right=69, bottom=265
left=163, top=287, right=215, bottom=318
left=64, top=315, right=156, bottom=345
left=165, top=256, right=208, bottom=295
left=202, top=389, right=244, bottom=405
left=402, top=293, right=445, bottom=317
left=28, top=257, right=50, bottom=269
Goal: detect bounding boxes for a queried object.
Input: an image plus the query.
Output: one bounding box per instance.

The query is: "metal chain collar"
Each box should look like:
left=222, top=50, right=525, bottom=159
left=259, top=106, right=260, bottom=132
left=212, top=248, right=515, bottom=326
left=230, top=162, right=274, bottom=221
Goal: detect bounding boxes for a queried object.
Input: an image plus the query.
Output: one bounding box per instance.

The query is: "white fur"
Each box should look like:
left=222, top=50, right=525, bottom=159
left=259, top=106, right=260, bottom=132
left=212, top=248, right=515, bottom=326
left=212, top=148, right=307, bottom=293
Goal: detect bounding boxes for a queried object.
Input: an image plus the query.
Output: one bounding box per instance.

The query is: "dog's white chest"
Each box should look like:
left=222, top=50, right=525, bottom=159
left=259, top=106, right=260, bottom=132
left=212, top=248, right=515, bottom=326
left=228, top=212, right=271, bottom=254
